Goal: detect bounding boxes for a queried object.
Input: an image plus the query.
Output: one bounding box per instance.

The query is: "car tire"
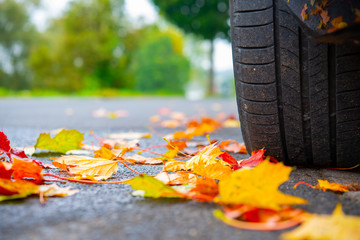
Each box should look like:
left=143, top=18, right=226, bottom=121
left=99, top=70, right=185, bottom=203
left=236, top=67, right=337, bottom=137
left=230, top=0, right=360, bottom=167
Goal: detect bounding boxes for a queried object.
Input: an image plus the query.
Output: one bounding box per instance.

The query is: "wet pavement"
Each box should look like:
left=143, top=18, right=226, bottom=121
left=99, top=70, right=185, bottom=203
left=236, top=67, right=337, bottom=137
left=0, top=97, right=359, bottom=240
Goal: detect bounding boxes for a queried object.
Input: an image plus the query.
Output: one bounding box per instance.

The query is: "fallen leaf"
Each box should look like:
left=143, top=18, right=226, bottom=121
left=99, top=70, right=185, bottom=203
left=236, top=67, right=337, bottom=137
left=34, top=129, right=84, bottom=154
left=121, top=154, right=163, bottom=165
left=52, top=155, right=118, bottom=180
left=217, top=160, right=307, bottom=210
left=167, top=140, right=187, bottom=151
left=238, top=149, right=268, bottom=168
left=94, top=147, right=116, bottom=159
left=301, top=3, right=309, bottom=21
left=90, top=130, right=138, bottom=149
left=154, top=172, right=198, bottom=185
left=219, top=152, right=239, bottom=170
left=281, top=203, right=360, bottom=240
left=185, top=143, right=225, bottom=170
left=328, top=16, right=348, bottom=33
left=192, top=159, right=233, bottom=181
left=125, top=175, right=184, bottom=198
left=0, top=161, right=13, bottom=179
left=222, top=119, right=240, bottom=128
left=160, top=120, right=181, bottom=128
left=0, top=131, right=11, bottom=155
left=188, top=177, right=219, bottom=201
left=214, top=206, right=305, bottom=231
left=11, top=157, right=44, bottom=184
left=163, top=160, right=186, bottom=172
left=39, top=183, right=79, bottom=197
left=315, top=180, right=351, bottom=192
left=219, top=140, right=247, bottom=154
left=294, top=179, right=360, bottom=192
left=0, top=178, right=39, bottom=197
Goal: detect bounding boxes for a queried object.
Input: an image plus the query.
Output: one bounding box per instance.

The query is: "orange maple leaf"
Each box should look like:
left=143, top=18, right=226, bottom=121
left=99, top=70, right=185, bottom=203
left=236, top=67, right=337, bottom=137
left=219, top=140, right=247, bottom=154
left=0, top=178, right=39, bottom=196
left=11, top=157, right=44, bottom=184
left=294, top=179, right=359, bottom=192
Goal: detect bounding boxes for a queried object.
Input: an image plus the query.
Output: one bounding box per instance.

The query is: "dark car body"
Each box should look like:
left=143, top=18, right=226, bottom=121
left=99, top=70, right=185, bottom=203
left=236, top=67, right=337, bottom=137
left=284, top=0, right=360, bottom=44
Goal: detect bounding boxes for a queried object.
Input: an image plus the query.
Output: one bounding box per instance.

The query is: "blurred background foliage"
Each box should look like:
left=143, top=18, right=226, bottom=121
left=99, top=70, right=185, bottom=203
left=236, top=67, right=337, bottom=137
left=0, top=0, right=233, bottom=97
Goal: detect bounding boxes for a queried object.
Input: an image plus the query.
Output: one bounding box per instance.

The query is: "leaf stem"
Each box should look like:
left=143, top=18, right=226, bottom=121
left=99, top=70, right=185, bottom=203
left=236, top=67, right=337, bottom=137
left=293, top=181, right=316, bottom=189
left=117, top=161, right=143, bottom=175
left=133, top=147, right=165, bottom=157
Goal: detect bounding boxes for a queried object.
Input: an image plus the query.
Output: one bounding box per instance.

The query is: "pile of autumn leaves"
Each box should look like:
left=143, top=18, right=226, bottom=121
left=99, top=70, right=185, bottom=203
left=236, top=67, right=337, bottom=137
left=1, top=115, right=360, bottom=239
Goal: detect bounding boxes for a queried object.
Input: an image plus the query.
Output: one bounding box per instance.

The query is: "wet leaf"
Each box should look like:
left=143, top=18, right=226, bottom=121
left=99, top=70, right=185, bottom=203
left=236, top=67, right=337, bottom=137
left=192, top=159, right=233, bottom=181
left=39, top=183, right=79, bottom=197
left=214, top=206, right=305, bottom=231
left=0, top=131, right=11, bottom=154
left=219, top=140, right=247, bottom=154
left=163, top=160, right=186, bottom=172
left=185, top=143, right=225, bottom=170
left=217, top=160, right=307, bottom=210
left=11, top=157, right=44, bottom=184
left=125, top=175, right=184, bottom=198
left=238, top=149, right=267, bottom=169
left=52, top=155, right=118, bottom=180
left=188, top=178, right=219, bottom=202
left=155, top=172, right=198, bottom=185
left=94, top=147, right=116, bottom=159
left=219, top=152, right=239, bottom=170
left=35, top=129, right=84, bottom=154
left=121, top=154, right=163, bottom=165
left=281, top=204, right=360, bottom=240
left=294, top=179, right=360, bottom=192
left=0, top=161, right=13, bottom=179
left=301, top=3, right=308, bottom=21
left=0, top=178, right=39, bottom=197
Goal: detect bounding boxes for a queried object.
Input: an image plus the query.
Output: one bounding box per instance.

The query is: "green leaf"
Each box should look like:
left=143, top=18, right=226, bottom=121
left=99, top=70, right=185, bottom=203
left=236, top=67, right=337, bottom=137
left=34, top=129, right=84, bottom=154
left=0, top=192, right=33, bottom=202
left=310, top=0, right=315, bottom=5
left=124, top=175, right=184, bottom=199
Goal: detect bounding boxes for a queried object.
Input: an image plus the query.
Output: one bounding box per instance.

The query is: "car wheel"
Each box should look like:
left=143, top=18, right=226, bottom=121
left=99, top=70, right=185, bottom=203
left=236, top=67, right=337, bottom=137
left=230, top=0, right=360, bottom=167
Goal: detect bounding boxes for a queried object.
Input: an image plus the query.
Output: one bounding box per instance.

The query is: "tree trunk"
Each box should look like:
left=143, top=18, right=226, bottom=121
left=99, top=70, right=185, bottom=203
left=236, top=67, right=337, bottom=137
left=208, top=39, right=215, bottom=96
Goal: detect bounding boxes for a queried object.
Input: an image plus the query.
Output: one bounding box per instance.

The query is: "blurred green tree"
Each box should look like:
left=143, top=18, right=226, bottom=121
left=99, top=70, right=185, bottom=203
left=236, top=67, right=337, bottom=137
left=132, top=26, right=190, bottom=94
left=150, top=0, right=230, bottom=95
left=29, top=0, right=128, bottom=92
left=0, top=0, right=39, bottom=90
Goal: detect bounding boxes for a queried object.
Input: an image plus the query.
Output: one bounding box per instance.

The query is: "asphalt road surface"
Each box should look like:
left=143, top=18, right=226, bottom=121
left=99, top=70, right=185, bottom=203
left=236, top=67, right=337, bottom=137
left=0, top=97, right=359, bottom=240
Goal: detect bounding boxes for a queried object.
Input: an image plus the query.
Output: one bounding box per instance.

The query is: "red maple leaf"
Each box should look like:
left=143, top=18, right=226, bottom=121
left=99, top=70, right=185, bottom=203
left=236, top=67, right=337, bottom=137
left=219, top=152, right=239, bottom=170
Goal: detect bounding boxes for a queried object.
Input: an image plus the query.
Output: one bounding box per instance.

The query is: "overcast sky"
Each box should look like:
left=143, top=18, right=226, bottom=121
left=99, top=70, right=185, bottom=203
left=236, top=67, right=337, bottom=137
left=32, top=0, right=233, bottom=72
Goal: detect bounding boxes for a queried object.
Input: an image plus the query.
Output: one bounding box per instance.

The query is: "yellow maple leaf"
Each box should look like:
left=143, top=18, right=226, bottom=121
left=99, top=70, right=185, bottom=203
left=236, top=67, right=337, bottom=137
left=316, top=180, right=350, bottom=192
left=281, top=203, right=360, bottom=240
left=192, top=159, right=233, bottom=181
left=52, top=155, right=118, bottom=180
left=217, top=160, right=307, bottom=210
left=163, top=160, right=186, bottom=172
left=94, top=146, right=116, bottom=159
left=185, top=143, right=226, bottom=170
